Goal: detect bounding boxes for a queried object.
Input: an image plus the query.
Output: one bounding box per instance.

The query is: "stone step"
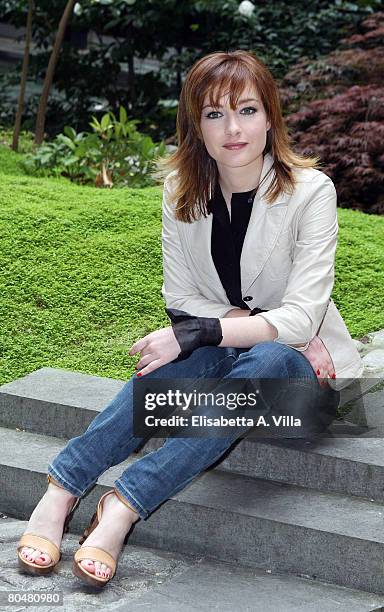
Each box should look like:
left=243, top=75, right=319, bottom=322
left=2, top=368, right=384, bottom=501
left=3, top=426, right=384, bottom=595
left=3, top=519, right=384, bottom=612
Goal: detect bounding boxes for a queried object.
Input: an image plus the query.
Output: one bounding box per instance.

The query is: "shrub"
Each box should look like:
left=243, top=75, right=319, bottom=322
left=22, top=106, right=166, bottom=188
left=288, top=85, right=384, bottom=214
left=281, top=11, right=384, bottom=214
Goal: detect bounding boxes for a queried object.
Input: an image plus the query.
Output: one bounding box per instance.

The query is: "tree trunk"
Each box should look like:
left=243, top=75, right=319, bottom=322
left=176, top=44, right=182, bottom=92
left=127, top=51, right=135, bottom=108
left=12, top=0, right=34, bottom=151
left=34, top=0, right=76, bottom=145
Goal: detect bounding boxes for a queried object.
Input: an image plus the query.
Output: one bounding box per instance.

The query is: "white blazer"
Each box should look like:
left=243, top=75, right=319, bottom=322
left=161, top=153, right=364, bottom=391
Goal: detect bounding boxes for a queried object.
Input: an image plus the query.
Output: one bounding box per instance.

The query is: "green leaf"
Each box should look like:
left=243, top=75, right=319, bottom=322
left=57, top=135, right=76, bottom=151
left=62, top=156, right=79, bottom=166
left=119, top=106, right=127, bottom=124
left=101, top=113, right=111, bottom=130
left=63, top=126, right=77, bottom=140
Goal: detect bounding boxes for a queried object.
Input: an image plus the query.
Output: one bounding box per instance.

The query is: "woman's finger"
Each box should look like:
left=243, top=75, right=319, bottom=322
left=129, top=336, right=151, bottom=356
left=136, top=358, right=163, bottom=377
left=135, top=353, right=154, bottom=370
left=315, top=366, right=329, bottom=388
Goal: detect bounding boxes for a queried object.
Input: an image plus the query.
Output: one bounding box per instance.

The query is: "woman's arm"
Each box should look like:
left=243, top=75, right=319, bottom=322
left=219, top=313, right=277, bottom=346
left=253, top=174, right=338, bottom=348
left=162, top=177, right=235, bottom=318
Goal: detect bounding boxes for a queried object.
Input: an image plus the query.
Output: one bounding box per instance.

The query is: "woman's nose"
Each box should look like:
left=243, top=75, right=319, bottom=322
left=224, top=114, right=241, bottom=135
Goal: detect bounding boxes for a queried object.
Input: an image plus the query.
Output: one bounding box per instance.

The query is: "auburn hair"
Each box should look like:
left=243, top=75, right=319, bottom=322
left=153, top=50, right=320, bottom=223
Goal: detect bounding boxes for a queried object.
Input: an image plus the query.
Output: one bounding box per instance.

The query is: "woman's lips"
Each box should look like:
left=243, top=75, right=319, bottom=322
left=223, top=143, right=247, bottom=150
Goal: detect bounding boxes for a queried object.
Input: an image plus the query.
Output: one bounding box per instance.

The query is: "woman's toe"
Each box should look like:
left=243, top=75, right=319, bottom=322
left=100, top=563, right=109, bottom=578
left=80, top=559, right=95, bottom=573
left=78, top=558, right=111, bottom=579
left=25, top=547, right=35, bottom=560
left=34, top=552, right=52, bottom=566
left=94, top=560, right=102, bottom=576
left=30, top=549, right=41, bottom=561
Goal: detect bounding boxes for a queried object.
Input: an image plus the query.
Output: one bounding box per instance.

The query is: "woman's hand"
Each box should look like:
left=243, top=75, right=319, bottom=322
left=302, top=336, right=336, bottom=388
left=129, top=326, right=181, bottom=376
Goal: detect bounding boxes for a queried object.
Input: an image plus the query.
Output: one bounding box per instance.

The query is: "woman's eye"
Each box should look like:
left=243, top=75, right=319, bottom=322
left=205, top=106, right=257, bottom=119
left=240, top=106, right=257, bottom=115
left=206, top=110, right=221, bottom=119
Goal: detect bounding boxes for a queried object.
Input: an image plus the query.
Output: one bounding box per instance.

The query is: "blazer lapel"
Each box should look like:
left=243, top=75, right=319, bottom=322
left=181, top=153, right=290, bottom=300
left=240, top=154, right=289, bottom=295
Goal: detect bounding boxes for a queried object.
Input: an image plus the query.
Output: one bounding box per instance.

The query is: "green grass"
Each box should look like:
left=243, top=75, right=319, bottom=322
left=0, top=141, right=383, bottom=385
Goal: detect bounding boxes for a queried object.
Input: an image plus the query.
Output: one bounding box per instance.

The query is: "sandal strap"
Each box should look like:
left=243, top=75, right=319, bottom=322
left=18, top=534, right=60, bottom=564
left=74, top=546, right=116, bottom=573
left=97, top=490, right=115, bottom=522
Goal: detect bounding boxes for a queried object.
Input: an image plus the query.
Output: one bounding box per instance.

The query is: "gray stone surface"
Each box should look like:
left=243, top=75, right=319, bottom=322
left=0, top=367, right=126, bottom=439
left=3, top=427, right=384, bottom=594
left=2, top=368, right=384, bottom=501
left=2, top=517, right=384, bottom=612
left=1, top=338, right=384, bottom=604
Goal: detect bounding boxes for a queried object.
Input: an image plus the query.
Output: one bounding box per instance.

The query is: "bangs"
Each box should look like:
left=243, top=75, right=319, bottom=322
left=201, top=61, right=258, bottom=111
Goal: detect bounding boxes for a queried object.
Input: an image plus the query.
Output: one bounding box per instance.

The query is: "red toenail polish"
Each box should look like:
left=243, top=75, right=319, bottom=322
left=317, top=369, right=320, bottom=375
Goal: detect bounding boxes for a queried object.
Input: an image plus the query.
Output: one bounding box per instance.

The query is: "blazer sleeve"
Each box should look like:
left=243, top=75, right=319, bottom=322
left=255, top=173, right=338, bottom=351
left=161, top=178, right=235, bottom=318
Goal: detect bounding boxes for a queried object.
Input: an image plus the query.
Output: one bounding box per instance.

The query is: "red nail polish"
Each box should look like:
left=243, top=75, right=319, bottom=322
left=317, top=369, right=320, bottom=375
left=332, top=373, right=336, bottom=379
left=137, top=372, right=142, bottom=377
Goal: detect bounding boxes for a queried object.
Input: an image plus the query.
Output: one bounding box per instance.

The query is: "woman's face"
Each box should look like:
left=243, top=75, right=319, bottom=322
left=199, top=85, right=271, bottom=170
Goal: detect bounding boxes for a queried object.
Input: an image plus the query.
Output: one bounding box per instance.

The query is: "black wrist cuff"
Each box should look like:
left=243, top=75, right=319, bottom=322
left=165, top=308, right=223, bottom=362
left=249, top=307, right=268, bottom=316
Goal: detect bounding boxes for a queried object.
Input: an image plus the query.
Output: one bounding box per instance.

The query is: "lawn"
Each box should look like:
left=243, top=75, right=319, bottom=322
left=0, top=142, right=383, bottom=385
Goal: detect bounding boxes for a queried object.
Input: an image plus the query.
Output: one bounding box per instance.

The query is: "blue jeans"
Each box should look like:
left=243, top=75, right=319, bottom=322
left=47, top=341, right=340, bottom=520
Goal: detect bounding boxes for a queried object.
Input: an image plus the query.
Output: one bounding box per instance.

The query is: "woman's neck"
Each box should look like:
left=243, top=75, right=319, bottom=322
left=218, top=154, right=264, bottom=207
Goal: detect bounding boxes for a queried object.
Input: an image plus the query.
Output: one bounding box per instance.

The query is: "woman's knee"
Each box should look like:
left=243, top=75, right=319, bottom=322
left=237, top=340, right=314, bottom=378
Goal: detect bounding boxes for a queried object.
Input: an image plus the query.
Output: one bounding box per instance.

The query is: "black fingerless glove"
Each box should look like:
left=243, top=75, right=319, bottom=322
left=165, top=308, right=223, bottom=363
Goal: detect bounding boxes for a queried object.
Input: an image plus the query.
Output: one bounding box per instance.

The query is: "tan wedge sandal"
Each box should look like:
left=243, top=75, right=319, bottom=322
left=72, top=489, right=137, bottom=588
left=72, top=490, right=119, bottom=587
left=17, top=474, right=80, bottom=575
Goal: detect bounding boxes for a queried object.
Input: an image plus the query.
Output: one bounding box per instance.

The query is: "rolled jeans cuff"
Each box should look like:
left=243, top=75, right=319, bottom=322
left=114, top=480, right=149, bottom=519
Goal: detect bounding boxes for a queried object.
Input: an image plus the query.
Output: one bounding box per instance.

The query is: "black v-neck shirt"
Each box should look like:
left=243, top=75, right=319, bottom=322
left=208, top=182, right=258, bottom=310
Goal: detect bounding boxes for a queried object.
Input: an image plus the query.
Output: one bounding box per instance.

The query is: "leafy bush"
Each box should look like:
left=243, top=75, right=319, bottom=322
left=282, top=11, right=384, bottom=214
left=280, top=11, right=384, bottom=113
left=22, top=106, right=166, bottom=188
left=288, top=85, right=384, bottom=214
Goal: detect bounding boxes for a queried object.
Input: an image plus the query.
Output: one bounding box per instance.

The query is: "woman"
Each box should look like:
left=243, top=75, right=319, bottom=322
left=17, top=50, right=363, bottom=587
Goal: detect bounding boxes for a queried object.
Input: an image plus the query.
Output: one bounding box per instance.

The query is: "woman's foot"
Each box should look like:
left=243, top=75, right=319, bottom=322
left=78, top=491, right=139, bottom=580
left=19, top=484, right=77, bottom=567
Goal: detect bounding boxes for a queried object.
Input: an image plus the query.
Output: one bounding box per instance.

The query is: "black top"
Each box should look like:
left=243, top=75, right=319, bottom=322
left=208, top=182, right=258, bottom=310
